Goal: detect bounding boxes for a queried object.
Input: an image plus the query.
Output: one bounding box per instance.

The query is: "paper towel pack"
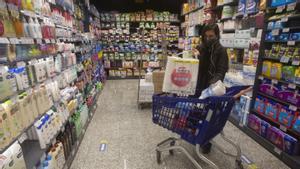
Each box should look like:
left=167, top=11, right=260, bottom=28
left=163, top=57, right=199, bottom=95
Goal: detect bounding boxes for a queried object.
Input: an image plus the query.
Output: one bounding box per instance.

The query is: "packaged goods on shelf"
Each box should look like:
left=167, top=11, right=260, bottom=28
left=139, top=79, right=154, bottom=103
left=0, top=142, right=26, bottom=169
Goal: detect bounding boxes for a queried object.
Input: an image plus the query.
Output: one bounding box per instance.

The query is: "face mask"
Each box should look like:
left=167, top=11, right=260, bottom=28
left=206, top=38, right=218, bottom=46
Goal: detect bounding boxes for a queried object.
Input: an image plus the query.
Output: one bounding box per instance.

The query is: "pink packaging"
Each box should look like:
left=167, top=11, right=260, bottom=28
left=267, top=126, right=285, bottom=150
left=248, top=114, right=261, bottom=134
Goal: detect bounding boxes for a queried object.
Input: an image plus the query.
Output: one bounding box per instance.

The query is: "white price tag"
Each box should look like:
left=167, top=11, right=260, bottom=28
left=282, top=28, right=290, bottom=33
left=18, top=133, right=28, bottom=144
left=276, top=5, right=285, bottom=13
left=51, top=39, right=55, bottom=43
left=287, top=3, right=296, bottom=11
left=36, top=38, right=42, bottom=44
left=272, top=29, right=280, bottom=36
left=9, top=38, right=19, bottom=44
left=45, top=39, right=50, bottom=43
left=288, top=41, right=295, bottom=46
left=292, top=60, right=300, bottom=65
left=0, top=37, right=10, bottom=44
left=274, top=147, right=282, bottom=155
left=280, top=56, right=290, bottom=63
left=258, top=76, right=264, bottom=80
left=280, top=125, right=287, bottom=132
left=281, top=17, right=288, bottom=22
left=288, top=83, right=296, bottom=89
left=289, top=105, right=297, bottom=111
left=271, top=79, right=278, bottom=84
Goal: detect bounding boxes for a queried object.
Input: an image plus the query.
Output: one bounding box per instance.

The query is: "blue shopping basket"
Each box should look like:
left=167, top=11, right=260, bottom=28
left=152, top=86, right=250, bottom=146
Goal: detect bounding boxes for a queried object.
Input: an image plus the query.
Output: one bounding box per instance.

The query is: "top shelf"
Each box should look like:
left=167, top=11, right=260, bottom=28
left=212, top=1, right=239, bottom=10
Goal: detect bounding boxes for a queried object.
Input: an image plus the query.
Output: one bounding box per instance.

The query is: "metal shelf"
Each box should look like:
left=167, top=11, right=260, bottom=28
left=251, top=109, right=300, bottom=138
left=228, top=115, right=300, bottom=169
left=258, top=75, right=300, bottom=88
left=107, top=76, right=141, bottom=80
left=212, top=1, right=239, bottom=11
left=257, top=92, right=299, bottom=110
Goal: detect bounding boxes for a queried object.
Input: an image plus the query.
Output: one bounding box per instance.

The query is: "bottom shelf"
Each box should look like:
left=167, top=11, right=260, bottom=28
left=63, top=103, right=97, bottom=169
left=228, top=116, right=300, bottom=169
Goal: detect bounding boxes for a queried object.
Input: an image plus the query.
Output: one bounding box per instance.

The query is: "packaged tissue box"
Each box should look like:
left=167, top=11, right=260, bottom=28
left=163, top=57, right=199, bottom=95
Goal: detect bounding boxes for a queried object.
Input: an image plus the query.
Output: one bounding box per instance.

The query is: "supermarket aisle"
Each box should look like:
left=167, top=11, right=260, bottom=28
left=71, top=80, right=289, bottom=169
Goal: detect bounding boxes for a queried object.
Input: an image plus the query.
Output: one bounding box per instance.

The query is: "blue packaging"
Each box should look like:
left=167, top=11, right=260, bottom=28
left=284, top=134, right=298, bottom=155
left=238, top=0, right=246, bottom=14
left=278, top=33, right=290, bottom=42
left=265, top=32, right=276, bottom=41
left=278, top=106, right=295, bottom=127
left=254, top=96, right=265, bottom=113
left=261, top=120, right=270, bottom=138
left=289, top=33, right=300, bottom=41
left=274, top=21, right=284, bottom=29
left=267, top=22, right=275, bottom=30
left=293, top=116, right=300, bottom=133
left=271, top=0, right=287, bottom=7
left=246, top=0, right=259, bottom=14
left=286, top=0, right=296, bottom=5
left=265, top=100, right=279, bottom=120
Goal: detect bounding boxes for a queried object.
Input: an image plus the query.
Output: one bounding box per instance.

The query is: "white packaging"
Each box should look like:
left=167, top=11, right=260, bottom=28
left=9, top=142, right=26, bottom=169
left=139, top=79, right=154, bottom=102
left=163, top=57, right=199, bottom=95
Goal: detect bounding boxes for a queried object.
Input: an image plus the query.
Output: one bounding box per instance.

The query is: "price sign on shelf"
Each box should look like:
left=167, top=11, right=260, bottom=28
left=282, top=28, right=290, bottom=33
left=35, top=38, right=42, bottom=44
left=287, top=2, right=296, bottom=11
left=9, top=38, right=19, bottom=44
left=258, top=76, right=264, bottom=80
left=280, top=56, right=290, bottom=63
left=45, top=39, right=50, bottom=43
left=0, top=37, right=10, bottom=44
left=292, top=60, right=300, bottom=66
left=276, top=5, right=285, bottom=13
left=271, top=79, right=278, bottom=84
left=289, top=105, right=297, bottom=111
left=274, top=147, right=282, bottom=155
left=288, top=83, right=296, bottom=89
left=281, top=17, right=288, bottom=22
left=51, top=39, right=56, bottom=43
left=271, top=29, right=280, bottom=36
left=280, top=125, right=287, bottom=132
left=18, top=133, right=28, bottom=144
left=287, top=41, right=295, bottom=46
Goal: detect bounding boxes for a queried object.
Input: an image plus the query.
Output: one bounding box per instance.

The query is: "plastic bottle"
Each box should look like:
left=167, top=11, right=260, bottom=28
left=28, top=17, right=36, bottom=38
left=34, top=18, right=42, bottom=38
left=22, top=17, right=30, bottom=37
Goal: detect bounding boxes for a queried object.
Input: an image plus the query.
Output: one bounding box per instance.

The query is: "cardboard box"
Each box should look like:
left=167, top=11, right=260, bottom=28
left=152, top=71, right=165, bottom=94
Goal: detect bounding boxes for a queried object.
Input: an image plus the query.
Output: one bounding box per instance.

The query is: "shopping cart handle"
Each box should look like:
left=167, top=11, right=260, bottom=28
left=233, top=86, right=253, bottom=100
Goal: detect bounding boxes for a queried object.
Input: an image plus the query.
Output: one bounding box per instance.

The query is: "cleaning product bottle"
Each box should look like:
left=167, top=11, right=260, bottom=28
left=34, top=18, right=42, bottom=38
left=28, top=17, right=36, bottom=38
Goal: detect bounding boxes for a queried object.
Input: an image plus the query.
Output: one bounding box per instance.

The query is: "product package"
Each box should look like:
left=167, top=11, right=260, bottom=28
left=265, top=99, right=279, bottom=121
left=254, top=96, right=265, bottom=113
left=163, top=57, right=199, bottom=95
left=278, top=106, right=297, bottom=128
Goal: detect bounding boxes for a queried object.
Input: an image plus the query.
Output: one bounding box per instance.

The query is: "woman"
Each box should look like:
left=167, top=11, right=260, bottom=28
left=193, top=23, right=229, bottom=98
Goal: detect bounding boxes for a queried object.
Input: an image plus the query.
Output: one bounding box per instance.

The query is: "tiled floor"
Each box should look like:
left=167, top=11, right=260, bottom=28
left=71, top=80, right=290, bottom=169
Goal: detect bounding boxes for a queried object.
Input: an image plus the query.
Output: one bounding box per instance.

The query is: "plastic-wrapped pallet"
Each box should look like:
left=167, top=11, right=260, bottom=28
left=139, top=79, right=154, bottom=103
left=163, top=57, right=199, bottom=95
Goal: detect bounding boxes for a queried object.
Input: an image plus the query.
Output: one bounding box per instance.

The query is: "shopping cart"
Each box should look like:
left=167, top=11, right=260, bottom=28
left=152, top=86, right=252, bottom=169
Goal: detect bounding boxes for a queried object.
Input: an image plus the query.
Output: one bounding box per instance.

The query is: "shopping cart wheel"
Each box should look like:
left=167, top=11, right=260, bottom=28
left=201, top=142, right=212, bottom=154
left=169, top=140, right=175, bottom=155
left=156, top=150, right=162, bottom=164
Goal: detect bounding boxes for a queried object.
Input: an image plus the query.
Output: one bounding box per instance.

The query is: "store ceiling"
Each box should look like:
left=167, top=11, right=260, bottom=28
left=90, top=0, right=184, bottom=13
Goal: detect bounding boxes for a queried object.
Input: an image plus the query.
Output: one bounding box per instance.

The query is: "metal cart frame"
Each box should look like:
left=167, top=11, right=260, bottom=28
left=153, top=86, right=252, bottom=169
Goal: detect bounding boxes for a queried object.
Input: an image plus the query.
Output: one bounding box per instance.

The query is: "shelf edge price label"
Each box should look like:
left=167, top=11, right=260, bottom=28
left=292, top=60, right=300, bottom=66
left=0, top=37, right=10, bottom=44
left=45, top=39, right=50, bottom=43
left=276, top=5, right=285, bottom=13
left=51, top=39, right=55, bottom=43
left=282, top=28, right=290, bottom=33
left=287, top=40, right=295, bottom=46
left=287, top=2, right=296, bottom=11
left=271, top=79, right=278, bottom=84
left=9, top=38, right=19, bottom=44
left=289, top=105, right=297, bottom=111
left=271, top=29, right=280, bottom=36
left=288, top=83, right=296, bottom=89
left=18, top=133, right=28, bottom=144
left=280, top=56, right=290, bottom=63
left=36, top=38, right=42, bottom=44
left=281, top=17, right=288, bottom=22
left=274, top=147, right=282, bottom=155
left=280, top=125, right=287, bottom=132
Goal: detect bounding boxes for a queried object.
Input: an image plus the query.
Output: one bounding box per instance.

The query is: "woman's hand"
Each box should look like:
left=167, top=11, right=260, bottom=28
left=192, top=48, right=200, bottom=57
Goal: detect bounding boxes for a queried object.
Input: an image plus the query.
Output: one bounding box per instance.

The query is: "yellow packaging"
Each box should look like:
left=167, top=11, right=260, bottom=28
left=2, top=101, right=20, bottom=139
left=262, top=61, right=272, bottom=77
left=270, top=63, right=283, bottom=79
left=0, top=104, right=10, bottom=149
